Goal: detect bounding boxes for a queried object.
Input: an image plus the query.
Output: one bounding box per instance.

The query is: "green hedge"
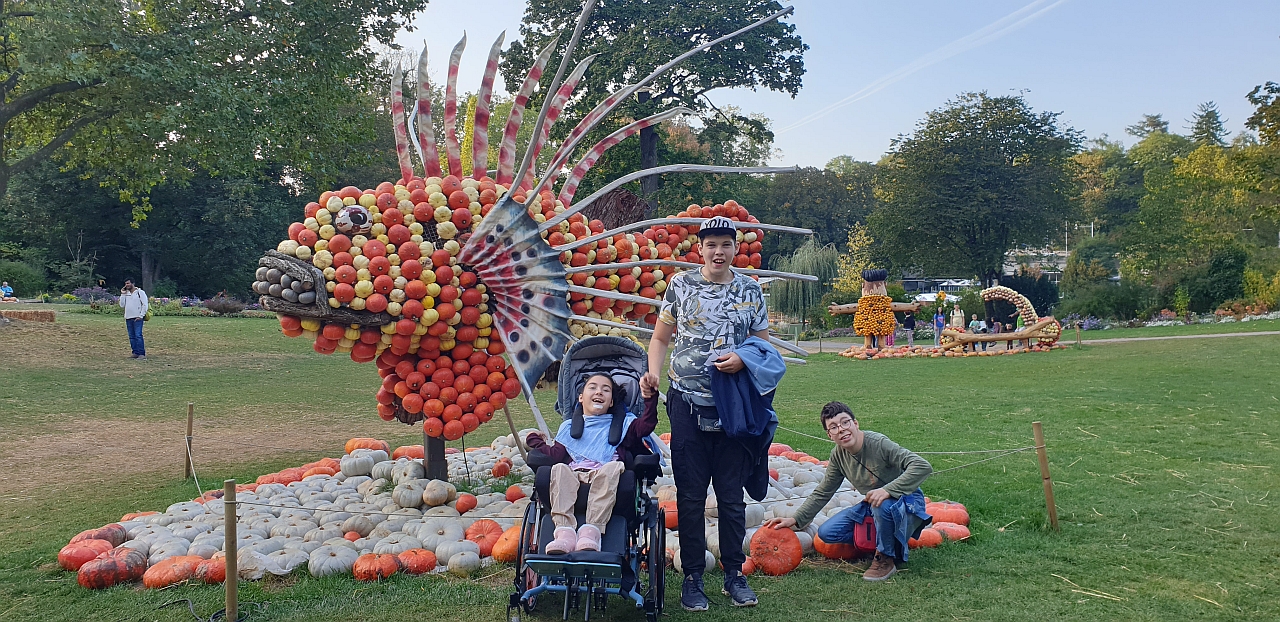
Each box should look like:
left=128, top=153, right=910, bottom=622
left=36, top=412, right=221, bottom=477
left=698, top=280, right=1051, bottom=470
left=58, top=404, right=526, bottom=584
left=0, top=260, right=47, bottom=297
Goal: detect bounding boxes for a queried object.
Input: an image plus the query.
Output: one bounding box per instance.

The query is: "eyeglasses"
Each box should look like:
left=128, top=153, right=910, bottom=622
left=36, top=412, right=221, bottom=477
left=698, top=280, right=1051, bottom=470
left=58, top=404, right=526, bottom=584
left=825, top=418, right=856, bottom=434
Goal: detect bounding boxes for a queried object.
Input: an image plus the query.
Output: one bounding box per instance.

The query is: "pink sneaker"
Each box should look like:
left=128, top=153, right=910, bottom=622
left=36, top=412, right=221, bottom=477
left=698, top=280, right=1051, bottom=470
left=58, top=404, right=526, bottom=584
left=574, top=524, right=601, bottom=552
left=545, top=527, right=578, bottom=555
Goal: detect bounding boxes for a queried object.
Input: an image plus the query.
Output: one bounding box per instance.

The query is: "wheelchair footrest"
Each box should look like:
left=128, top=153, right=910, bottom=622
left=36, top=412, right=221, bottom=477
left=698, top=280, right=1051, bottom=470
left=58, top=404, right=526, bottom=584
left=525, top=552, right=624, bottom=579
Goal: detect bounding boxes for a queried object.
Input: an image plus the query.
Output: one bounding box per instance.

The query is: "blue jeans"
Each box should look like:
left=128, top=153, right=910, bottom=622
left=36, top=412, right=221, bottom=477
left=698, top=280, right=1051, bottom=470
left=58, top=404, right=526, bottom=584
left=126, top=318, right=146, bottom=356
left=816, top=489, right=929, bottom=562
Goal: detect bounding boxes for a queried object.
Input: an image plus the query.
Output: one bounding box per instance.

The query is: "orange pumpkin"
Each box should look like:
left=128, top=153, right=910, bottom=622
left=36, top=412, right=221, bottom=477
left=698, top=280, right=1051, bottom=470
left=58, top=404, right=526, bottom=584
left=397, top=548, right=437, bottom=575
left=454, top=493, right=478, bottom=514
left=659, top=501, right=678, bottom=529
left=393, top=445, right=425, bottom=460
left=70, top=524, right=126, bottom=548
left=491, top=461, right=511, bottom=478
left=740, top=557, right=756, bottom=576
left=302, top=466, right=337, bottom=478
left=58, top=539, right=113, bottom=571
left=194, top=557, right=226, bottom=584
left=465, top=519, right=505, bottom=557
left=77, top=547, right=147, bottom=589
left=344, top=437, right=391, bottom=455
left=344, top=531, right=361, bottom=542
left=813, top=534, right=861, bottom=560
left=933, top=522, right=971, bottom=541
left=926, top=501, right=969, bottom=526
left=505, top=485, right=526, bottom=502
left=749, top=528, right=803, bottom=576
left=767, top=443, right=792, bottom=456
left=352, top=553, right=400, bottom=581
left=908, top=527, right=943, bottom=549
left=119, top=511, right=158, bottom=521
left=491, top=526, right=522, bottom=563
left=143, top=555, right=204, bottom=588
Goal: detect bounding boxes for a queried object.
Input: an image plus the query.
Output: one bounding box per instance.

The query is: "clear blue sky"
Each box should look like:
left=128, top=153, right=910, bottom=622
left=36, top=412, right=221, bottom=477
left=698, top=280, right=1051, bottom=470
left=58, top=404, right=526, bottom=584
left=397, top=0, right=1280, bottom=167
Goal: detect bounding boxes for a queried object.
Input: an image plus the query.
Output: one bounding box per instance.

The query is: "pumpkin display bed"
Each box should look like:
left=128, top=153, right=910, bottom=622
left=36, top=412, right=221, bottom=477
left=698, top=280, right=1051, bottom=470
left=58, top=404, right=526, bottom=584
left=57, top=434, right=974, bottom=591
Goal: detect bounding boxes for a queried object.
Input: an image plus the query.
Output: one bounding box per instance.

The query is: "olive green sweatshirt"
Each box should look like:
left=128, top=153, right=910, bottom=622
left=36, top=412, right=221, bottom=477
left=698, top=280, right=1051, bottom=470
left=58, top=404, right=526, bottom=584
left=791, top=431, right=932, bottom=529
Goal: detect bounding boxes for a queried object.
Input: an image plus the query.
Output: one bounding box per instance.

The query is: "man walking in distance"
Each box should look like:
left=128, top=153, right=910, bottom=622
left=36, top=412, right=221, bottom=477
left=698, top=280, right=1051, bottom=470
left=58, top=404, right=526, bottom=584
left=119, top=279, right=149, bottom=359
left=642, top=215, right=769, bottom=611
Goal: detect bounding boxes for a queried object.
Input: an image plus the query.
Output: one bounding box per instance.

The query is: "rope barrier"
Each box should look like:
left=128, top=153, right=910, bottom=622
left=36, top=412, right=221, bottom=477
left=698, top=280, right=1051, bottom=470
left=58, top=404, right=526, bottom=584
left=185, top=441, right=207, bottom=502
left=774, top=425, right=1037, bottom=455
left=230, top=499, right=526, bottom=521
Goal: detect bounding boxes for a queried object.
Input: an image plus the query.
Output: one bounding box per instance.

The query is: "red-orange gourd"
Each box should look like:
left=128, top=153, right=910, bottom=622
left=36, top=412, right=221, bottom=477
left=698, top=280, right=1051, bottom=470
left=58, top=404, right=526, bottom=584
left=505, top=485, right=526, bottom=502
left=491, top=461, right=511, bottom=478
left=465, top=519, right=505, bottom=557
left=925, top=501, right=969, bottom=526
left=70, top=524, right=126, bottom=548
left=749, top=528, right=803, bottom=576
left=143, top=555, right=204, bottom=588
left=397, top=548, right=437, bottom=575
left=932, top=522, right=971, bottom=541
left=909, top=527, right=943, bottom=549
left=813, top=534, right=862, bottom=560
left=454, top=493, right=478, bottom=514
left=659, top=501, right=678, bottom=529
left=77, top=547, right=147, bottom=589
left=491, top=526, right=522, bottom=563
left=58, top=539, right=113, bottom=571
left=352, top=553, right=400, bottom=581
left=194, top=557, right=227, bottom=584
left=344, top=437, right=391, bottom=455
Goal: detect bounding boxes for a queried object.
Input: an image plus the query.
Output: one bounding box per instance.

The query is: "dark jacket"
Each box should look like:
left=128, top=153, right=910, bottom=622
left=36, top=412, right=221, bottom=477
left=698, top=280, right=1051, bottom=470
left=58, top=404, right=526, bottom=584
left=525, top=394, right=660, bottom=466
left=710, top=367, right=776, bottom=502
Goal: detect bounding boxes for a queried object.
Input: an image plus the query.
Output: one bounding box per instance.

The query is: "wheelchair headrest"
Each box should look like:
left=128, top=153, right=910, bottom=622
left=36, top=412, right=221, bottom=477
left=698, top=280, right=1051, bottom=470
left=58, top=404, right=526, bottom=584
left=555, top=336, right=647, bottom=419
left=570, top=382, right=629, bottom=446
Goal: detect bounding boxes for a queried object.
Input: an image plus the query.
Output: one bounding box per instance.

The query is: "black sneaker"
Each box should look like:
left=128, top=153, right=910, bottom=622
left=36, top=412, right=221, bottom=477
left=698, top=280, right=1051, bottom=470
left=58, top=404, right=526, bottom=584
left=722, top=571, right=758, bottom=607
left=681, top=574, right=709, bottom=612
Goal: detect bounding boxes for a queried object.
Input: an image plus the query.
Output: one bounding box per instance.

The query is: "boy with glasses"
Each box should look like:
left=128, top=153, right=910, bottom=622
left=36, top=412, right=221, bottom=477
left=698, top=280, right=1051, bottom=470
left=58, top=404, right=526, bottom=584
left=764, top=401, right=932, bottom=581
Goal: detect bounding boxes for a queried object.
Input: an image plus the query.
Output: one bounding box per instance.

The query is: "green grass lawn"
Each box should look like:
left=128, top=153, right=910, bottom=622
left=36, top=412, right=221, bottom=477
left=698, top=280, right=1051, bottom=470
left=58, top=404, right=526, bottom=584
left=1076, top=317, right=1280, bottom=341
left=1, top=312, right=1276, bottom=621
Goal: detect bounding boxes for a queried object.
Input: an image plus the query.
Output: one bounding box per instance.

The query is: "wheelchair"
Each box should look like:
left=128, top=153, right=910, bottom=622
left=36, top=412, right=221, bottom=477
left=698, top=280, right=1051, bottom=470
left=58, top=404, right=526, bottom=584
left=508, top=336, right=667, bottom=622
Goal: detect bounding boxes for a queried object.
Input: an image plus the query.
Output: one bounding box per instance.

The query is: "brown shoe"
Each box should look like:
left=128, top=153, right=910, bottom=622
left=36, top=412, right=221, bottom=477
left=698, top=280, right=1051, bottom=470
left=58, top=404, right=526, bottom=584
left=863, top=552, right=897, bottom=582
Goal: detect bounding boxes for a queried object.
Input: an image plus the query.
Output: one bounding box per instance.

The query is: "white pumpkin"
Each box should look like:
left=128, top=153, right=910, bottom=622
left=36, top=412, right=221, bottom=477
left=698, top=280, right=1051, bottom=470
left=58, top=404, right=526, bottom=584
left=421, top=480, right=454, bottom=507
left=744, top=503, right=765, bottom=528
left=371, top=460, right=397, bottom=481
left=340, top=455, right=375, bottom=477
left=266, top=548, right=310, bottom=574
left=308, top=544, right=360, bottom=577
left=447, top=551, right=482, bottom=577
left=373, top=533, right=423, bottom=555
left=418, top=518, right=466, bottom=551
left=392, top=482, right=425, bottom=508
left=270, top=518, right=318, bottom=539
left=304, top=526, right=344, bottom=542
left=341, top=515, right=377, bottom=537
left=351, top=448, right=390, bottom=463
left=434, top=539, right=479, bottom=562
left=392, top=460, right=425, bottom=484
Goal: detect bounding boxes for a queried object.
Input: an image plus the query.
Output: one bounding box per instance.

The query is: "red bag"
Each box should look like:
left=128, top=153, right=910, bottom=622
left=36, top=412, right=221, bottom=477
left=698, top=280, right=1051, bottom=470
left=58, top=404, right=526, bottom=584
left=852, top=514, right=877, bottom=555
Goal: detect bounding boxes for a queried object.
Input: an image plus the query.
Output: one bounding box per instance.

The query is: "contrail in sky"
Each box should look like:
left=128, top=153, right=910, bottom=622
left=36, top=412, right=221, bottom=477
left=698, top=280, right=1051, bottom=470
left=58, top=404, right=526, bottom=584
left=777, top=0, right=1071, bottom=134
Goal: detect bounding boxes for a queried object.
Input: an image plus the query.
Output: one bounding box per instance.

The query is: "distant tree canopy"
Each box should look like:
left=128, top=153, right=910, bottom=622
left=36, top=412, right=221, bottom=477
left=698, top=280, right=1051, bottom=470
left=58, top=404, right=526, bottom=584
left=869, top=92, right=1081, bottom=284
left=501, top=0, right=805, bottom=211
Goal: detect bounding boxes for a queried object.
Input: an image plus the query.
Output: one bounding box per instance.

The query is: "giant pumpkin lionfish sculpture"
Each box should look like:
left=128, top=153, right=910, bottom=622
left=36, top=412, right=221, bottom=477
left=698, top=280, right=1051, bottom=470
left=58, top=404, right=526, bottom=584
left=255, top=1, right=815, bottom=439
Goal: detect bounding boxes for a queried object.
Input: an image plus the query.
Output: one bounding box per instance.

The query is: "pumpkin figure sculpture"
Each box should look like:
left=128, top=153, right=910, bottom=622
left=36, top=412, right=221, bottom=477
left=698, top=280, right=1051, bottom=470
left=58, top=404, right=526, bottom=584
left=254, top=3, right=817, bottom=480
left=828, top=269, right=920, bottom=349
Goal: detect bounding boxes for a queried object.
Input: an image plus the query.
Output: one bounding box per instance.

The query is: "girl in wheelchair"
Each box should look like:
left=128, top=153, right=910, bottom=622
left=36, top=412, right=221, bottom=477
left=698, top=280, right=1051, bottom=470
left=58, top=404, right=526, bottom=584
left=525, top=373, right=658, bottom=554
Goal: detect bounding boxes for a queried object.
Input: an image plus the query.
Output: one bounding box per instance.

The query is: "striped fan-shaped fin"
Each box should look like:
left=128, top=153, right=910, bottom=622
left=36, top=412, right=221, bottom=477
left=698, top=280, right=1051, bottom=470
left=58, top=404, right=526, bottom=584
left=390, top=63, right=415, bottom=183
left=459, top=193, right=572, bottom=434
left=555, top=107, right=691, bottom=207
left=516, top=54, right=597, bottom=190
left=416, top=45, right=443, bottom=179
left=496, top=38, right=557, bottom=186
left=471, top=32, right=505, bottom=179
left=443, top=34, right=467, bottom=179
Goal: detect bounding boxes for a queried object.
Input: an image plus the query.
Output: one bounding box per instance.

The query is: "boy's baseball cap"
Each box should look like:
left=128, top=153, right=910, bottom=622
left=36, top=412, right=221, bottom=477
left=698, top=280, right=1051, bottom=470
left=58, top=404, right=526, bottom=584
left=697, top=215, right=737, bottom=239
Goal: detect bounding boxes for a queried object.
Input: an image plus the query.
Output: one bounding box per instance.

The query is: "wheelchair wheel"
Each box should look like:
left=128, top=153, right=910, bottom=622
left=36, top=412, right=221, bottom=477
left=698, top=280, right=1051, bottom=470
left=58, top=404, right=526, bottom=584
left=515, top=500, right=540, bottom=613
left=645, top=508, right=666, bottom=621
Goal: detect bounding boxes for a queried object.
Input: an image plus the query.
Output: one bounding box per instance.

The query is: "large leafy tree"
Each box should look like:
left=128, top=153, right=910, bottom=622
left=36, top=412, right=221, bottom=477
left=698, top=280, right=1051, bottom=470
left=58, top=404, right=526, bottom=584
left=500, top=0, right=805, bottom=211
left=0, top=0, right=427, bottom=212
left=868, top=92, right=1081, bottom=284
left=745, top=164, right=875, bottom=260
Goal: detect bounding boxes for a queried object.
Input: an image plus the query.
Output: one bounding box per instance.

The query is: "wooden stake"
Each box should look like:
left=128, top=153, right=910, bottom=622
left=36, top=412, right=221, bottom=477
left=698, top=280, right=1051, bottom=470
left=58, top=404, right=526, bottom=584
left=1032, top=422, right=1059, bottom=531
left=223, top=479, right=238, bottom=620
left=504, top=405, right=529, bottom=462
left=1075, top=323, right=1081, bottom=345
left=184, top=403, right=194, bottom=479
